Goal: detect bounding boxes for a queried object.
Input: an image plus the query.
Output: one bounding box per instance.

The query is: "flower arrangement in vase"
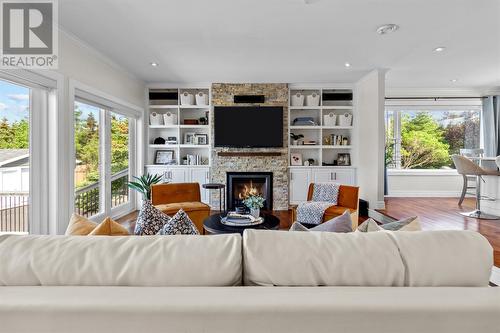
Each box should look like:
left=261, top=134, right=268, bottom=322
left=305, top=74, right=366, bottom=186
left=243, top=194, right=265, bottom=218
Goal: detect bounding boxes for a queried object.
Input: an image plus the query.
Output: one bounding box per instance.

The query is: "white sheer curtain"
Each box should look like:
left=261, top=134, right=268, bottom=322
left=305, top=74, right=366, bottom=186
left=482, top=95, right=500, bottom=168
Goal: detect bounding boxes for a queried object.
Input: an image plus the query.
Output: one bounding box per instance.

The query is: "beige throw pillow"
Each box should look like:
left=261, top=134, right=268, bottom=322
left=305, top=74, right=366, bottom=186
left=65, top=214, right=98, bottom=235
left=88, top=217, right=130, bottom=236
left=357, top=216, right=421, bottom=232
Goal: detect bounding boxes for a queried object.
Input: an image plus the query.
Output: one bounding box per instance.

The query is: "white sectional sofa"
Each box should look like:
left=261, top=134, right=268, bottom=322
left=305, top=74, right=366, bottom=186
left=0, top=230, right=499, bottom=333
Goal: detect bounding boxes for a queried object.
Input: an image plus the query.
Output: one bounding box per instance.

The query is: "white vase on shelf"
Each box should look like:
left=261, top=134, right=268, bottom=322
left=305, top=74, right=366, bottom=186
left=250, top=208, right=260, bottom=218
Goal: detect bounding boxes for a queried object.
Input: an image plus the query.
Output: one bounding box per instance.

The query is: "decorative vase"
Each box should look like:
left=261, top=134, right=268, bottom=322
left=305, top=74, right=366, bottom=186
left=250, top=208, right=260, bottom=218
left=292, top=139, right=298, bottom=145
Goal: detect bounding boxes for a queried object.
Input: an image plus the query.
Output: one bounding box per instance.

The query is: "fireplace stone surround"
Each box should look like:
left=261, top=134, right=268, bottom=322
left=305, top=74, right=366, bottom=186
left=210, top=83, right=289, bottom=210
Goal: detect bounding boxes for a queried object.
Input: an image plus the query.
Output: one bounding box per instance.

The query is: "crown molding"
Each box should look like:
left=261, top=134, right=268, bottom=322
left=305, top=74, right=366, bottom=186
left=385, top=87, right=484, bottom=98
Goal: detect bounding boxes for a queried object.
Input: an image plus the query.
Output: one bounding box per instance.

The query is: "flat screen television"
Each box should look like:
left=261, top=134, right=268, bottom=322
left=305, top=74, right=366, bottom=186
left=214, top=106, right=283, bottom=148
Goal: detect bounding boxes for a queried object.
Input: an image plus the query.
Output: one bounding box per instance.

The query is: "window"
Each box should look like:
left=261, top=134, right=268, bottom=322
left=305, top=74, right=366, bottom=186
left=386, top=100, right=482, bottom=170
left=0, top=79, right=30, bottom=232
left=73, top=89, right=137, bottom=220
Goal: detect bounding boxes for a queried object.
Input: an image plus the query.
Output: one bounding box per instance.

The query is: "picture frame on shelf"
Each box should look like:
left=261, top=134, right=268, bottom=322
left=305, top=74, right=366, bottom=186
left=290, top=153, right=303, bottom=166
left=155, top=150, right=175, bottom=165
left=195, top=134, right=208, bottom=145
left=337, top=153, right=351, bottom=166
left=184, top=132, right=196, bottom=144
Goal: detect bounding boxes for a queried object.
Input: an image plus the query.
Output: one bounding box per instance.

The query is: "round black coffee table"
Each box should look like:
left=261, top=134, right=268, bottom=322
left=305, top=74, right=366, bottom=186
left=203, top=213, right=280, bottom=235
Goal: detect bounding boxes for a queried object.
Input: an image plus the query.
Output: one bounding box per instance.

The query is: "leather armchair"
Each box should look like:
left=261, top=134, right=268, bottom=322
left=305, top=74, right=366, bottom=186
left=292, top=184, right=359, bottom=229
left=151, top=183, right=211, bottom=233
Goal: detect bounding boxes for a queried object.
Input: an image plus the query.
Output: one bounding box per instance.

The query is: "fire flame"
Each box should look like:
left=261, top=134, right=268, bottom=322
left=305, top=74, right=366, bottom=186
left=238, top=181, right=260, bottom=200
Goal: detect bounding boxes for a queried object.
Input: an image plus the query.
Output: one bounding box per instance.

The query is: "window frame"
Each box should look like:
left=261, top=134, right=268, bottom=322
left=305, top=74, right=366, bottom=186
left=0, top=70, right=60, bottom=235
left=69, top=80, right=142, bottom=221
left=385, top=99, right=483, bottom=174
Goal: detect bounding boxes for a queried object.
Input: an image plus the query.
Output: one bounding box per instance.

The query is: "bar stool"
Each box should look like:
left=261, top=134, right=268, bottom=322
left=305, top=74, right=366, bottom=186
left=452, top=154, right=500, bottom=220
left=458, top=148, right=484, bottom=206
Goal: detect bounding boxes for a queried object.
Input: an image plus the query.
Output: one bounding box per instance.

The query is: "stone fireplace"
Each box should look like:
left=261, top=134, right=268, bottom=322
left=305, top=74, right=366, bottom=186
left=210, top=83, right=289, bottom=210
left=227, top=172, right=273, bottom=211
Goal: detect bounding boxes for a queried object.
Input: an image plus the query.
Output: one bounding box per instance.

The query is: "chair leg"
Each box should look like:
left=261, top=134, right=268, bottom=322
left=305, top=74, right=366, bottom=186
left=460, top=175, right=500, bottom=220
left=458, top=174, right=467, bottom=206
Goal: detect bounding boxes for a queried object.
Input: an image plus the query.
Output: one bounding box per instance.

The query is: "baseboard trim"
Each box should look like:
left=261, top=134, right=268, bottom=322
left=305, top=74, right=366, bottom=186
left=386, top=191, right=466, bottom=198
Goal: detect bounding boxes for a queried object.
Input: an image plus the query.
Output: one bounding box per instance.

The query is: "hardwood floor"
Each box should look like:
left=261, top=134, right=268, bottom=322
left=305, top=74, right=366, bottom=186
left=379, top=197, right=500, bottom=267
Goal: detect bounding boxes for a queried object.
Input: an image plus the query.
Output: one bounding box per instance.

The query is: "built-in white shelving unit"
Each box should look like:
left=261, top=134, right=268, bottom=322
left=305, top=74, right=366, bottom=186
left=146, top=87, right=212, bottom=168
left=288, top=87, right=355, bottom=167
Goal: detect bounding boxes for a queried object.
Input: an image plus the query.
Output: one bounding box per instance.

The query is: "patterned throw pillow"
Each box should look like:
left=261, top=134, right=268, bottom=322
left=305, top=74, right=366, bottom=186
left=290, top=210, right=353, bottom=233
left=157, top=209, right=199, bottom=235
left=357, top=216, right=421, bottom=232
left=134, top=200, right=171, bottom=235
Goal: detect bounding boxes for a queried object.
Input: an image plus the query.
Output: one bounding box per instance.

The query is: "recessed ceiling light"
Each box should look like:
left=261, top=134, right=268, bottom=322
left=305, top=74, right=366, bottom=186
left=150, top=62, right=159, bottom=67
left=376, top=24, right=399, bottom=35
left=450, top=79, right=458, bottom=83
left=344, top=62, right=351, bottom=68
left=434, top=47, right=446, bottom=52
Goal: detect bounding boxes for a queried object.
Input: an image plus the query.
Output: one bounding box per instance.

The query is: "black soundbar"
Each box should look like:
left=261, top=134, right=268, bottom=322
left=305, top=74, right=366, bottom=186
left=233, top=95, right=265, bottom=103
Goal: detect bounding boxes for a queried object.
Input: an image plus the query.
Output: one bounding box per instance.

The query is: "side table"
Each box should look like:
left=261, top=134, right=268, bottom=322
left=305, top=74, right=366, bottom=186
left=202, top=183, right=226, bottom=212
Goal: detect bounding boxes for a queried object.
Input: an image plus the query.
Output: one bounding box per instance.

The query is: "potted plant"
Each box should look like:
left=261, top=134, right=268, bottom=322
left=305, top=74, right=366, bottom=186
left=243, top=194, right=265, bottom=218
left=290, top=133, right=304, bottom=145
left=127, top=173, right=163, bottom=200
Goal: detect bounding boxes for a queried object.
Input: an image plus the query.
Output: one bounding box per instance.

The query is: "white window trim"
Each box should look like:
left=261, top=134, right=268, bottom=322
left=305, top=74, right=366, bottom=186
left=0, top=69, right=63, bottom=235
left=385, top=100, right=482, bottom=172
left=69, top=80, right=143, bottom=222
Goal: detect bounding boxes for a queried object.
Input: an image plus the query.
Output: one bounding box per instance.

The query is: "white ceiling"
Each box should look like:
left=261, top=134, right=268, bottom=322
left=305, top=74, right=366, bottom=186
left=59, top=0, right=500, bottom=88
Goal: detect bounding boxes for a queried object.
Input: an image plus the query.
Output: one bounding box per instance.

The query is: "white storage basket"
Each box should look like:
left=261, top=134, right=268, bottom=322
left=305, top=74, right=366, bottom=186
left=163, top=112, right=177, bottom=125
left=323, top=113, right=337, bottom=127
left=195, top=92, right=208, bottom=106
left=338, top=113, right=353, bottom=127
left=291, top=93, right=304, bottom=106
left=149, top=112, right=163, bottom=126
left=305, top=93, right=320, bottom=106
left=180, top=92, right=194, bottom=105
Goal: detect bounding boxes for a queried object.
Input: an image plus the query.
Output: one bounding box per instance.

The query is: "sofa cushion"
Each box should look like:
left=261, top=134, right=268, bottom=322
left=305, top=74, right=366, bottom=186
left=157, top=209, right=199, bottom=235
left=290, top=210, right=352, bottom=232
left=88, top=217, right=129, bottom=236
left=134, top=200, right=170, bottom=235
left=155, top=201, right=210, bottom=213
left=2, top=287, right=499, bottom=333
left=390, top=230, right=493, bottom=287
left=243, top=229, right=405, bottom=286
left=0, top=234, right=242, bottom=286
left=65, top=214, right=97, bottom=235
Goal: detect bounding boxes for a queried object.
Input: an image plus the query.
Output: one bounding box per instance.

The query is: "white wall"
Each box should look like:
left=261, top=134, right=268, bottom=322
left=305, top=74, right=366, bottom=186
left=57, top=31, right=145, bottom=107
left=44, top=30, right=145, bottom=235
left=356, top=69, right=386, bottom=209
left=387, top=170, right=463, bottom=197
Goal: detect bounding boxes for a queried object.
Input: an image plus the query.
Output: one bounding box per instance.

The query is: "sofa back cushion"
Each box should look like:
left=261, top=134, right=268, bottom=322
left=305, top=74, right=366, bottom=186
left=391, top=230, right=493, bottom=287
left=0, top=234, right=241, bottom=286
left=243, top=229, right=406, bottom=286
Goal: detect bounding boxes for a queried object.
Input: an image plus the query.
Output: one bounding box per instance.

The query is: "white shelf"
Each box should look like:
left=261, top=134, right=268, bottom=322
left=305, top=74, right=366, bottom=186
left=149, top=105, right=178, bottom=109
left=289, top=125, right=320, bottom=129
left=179, top=144, right=210, bottom=148
left=289, top=106, right=321, bottom=110
left=322, top=126, right=353, bottom=130
left=321, top=106, right=353, bottom=110
left=149, top=144, right=179, bottom=148
left=149, top=125, right=178, bottom=129
left=179, top=105, right=210, bottom=109
left=179, top=124, right=210, bottom=129
left=289, top=145, right=321, bottom=149
left=322, top=145, right=352, bottom=149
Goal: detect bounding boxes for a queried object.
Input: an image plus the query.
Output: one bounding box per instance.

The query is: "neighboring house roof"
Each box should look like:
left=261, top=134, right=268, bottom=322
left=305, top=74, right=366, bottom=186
left=0, top=149, right=29, bottom=168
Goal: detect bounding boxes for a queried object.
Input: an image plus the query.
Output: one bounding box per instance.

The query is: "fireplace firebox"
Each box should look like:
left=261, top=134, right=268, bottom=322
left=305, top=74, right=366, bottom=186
left=226, top=172, right=273, bottom=211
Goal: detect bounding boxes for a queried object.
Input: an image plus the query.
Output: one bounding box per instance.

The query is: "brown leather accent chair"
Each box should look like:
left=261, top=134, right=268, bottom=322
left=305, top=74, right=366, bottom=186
left=292, top=184, right=360, bottom=229
left=151, top=183, right=210, bottom=233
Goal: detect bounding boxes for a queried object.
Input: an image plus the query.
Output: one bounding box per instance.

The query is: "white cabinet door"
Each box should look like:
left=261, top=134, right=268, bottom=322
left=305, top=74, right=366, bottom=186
left=330, top=169, right=355, bottom=185
left=312, top=169, right=355, bottom=185
left=146, top=167, right=187, bottom=184
left=289, top=169, right=311, bottom=204
left=189, top=168, right=210, bottom=204
left=313, top=169, right=335, bottom=183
